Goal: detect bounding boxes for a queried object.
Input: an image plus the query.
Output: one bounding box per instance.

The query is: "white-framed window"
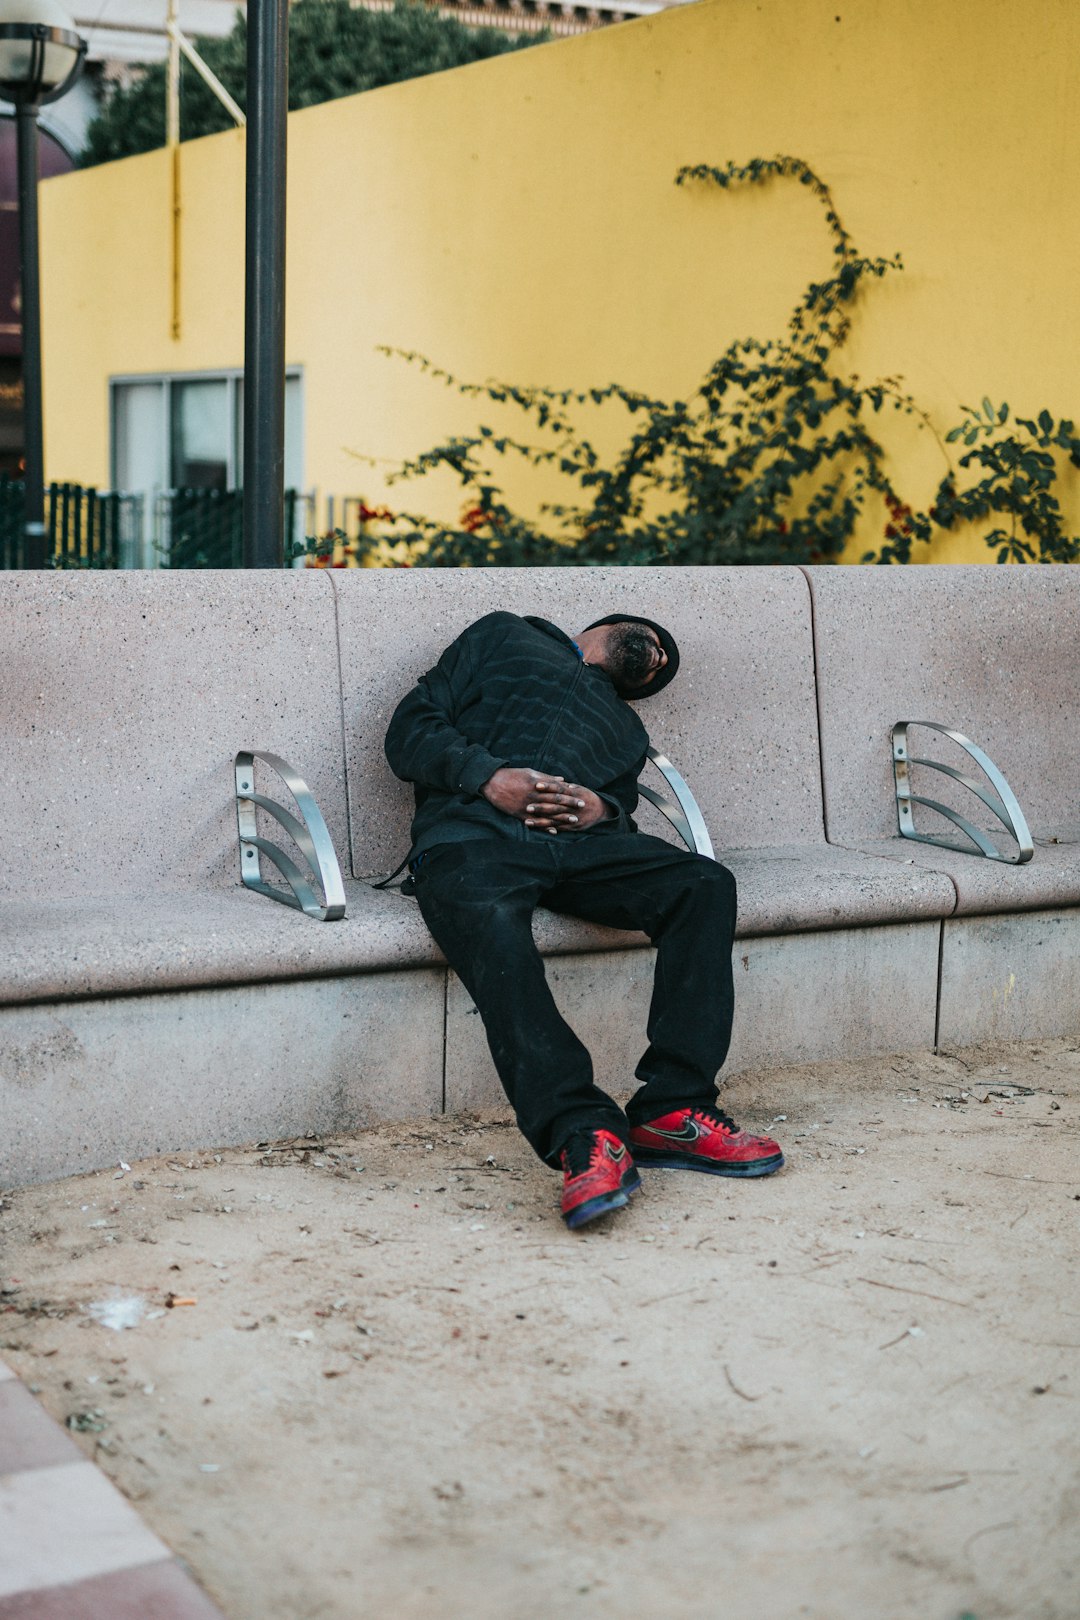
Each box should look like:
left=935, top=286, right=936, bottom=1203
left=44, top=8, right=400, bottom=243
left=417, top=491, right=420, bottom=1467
left=110, top=368, right=304, bottom=565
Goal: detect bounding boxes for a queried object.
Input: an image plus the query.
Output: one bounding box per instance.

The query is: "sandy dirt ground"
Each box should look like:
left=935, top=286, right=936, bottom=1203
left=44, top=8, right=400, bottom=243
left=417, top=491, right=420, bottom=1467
left=3, top=1038, right=1079, bottom=1620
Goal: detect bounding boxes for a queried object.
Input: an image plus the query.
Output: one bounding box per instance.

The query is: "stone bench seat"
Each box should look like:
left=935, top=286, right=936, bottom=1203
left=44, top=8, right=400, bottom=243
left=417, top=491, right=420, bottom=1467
left=0, top=843, right=956, bottom=1008
left=831, top=831, right=1080, bottom=916
left=722, top=842, right=955, bottom=933
left=0, top=887, right=635, bottom=1007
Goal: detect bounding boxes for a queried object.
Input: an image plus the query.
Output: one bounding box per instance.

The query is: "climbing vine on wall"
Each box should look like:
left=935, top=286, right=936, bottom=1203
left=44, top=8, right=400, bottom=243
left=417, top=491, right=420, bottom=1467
left=303, top=157, right=1080, bottom=567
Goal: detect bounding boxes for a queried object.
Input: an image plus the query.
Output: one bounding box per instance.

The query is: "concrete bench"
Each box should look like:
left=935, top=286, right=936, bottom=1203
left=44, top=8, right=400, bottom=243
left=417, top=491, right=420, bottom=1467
left=806, top=565, right=1080, bottom=1048
left=1, top=565, right=1066, bottom=1187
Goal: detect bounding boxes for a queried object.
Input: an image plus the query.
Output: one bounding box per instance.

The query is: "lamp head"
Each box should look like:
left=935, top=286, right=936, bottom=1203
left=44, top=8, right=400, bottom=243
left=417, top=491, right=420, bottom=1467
left=0, top=0, right=85, bottom=107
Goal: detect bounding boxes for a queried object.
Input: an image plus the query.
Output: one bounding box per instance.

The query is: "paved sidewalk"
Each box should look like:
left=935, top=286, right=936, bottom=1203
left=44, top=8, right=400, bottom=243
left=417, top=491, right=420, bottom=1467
left=0, top=1359, right=225, bottom=1619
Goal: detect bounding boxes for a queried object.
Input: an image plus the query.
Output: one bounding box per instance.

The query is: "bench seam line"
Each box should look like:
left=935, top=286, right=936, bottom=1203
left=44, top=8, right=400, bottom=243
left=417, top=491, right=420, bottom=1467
left=797, top=565, right=832, bottom=844
left=326, top=572, right=356, bottom=884
left=933, top=918, right=945, bottom=1052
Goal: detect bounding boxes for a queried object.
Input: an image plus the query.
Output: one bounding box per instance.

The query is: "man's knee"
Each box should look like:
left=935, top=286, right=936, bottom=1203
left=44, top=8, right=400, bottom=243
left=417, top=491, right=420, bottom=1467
left=691, top=856, right=736, bottom=905
left=676, top=857, right=737, bottom=929
left=648, top=855, right=735, bottom=933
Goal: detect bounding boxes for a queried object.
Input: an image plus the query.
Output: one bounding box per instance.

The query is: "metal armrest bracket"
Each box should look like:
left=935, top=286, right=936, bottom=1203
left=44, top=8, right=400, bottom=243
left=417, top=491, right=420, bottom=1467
left=234, top=750, right=347, bottom=920
left=892, top=722, right=1033, bottom=865
left=638, top=746, right=715, bottom=859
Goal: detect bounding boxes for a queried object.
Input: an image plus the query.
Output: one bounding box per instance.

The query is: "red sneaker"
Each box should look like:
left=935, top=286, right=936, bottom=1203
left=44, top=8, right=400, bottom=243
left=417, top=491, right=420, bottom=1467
left=559, top=1129, right=641, bottom=1229
left=629, top=1105, right=784, bottom=1178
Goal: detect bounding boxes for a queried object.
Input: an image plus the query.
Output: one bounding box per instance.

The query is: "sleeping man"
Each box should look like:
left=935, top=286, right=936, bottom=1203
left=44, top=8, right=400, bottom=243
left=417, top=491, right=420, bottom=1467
left=385, top=610, right=784, bottom=1230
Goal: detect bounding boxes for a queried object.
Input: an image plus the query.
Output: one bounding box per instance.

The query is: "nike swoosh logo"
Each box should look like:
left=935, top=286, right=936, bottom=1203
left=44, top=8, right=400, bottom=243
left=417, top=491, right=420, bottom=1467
left=604, top=1141, right=628, bottom=1163
left=644, top=1120, right=703, bottom=1145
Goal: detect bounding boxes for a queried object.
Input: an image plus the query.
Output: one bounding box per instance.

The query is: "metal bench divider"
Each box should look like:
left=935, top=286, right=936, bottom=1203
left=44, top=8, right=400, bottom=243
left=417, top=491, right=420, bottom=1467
left=892, top=721, right=1033, bottom=864
left=234, top=750, right=347, bottom=920
left=639, top=746, right=715, bottom=859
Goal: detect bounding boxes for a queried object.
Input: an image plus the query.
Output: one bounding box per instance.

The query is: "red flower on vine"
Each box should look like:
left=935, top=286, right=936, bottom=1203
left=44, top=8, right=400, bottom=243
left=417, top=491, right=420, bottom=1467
left=883, top=492, right=914, bottom=540
left=461, top=504, right=497, bottom=534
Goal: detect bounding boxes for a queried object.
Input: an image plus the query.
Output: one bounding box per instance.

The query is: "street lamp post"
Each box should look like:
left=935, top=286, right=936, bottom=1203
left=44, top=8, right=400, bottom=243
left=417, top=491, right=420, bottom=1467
left=242, top=0, right=289, bottom=570
left=0, top=0, right=84, bottom=570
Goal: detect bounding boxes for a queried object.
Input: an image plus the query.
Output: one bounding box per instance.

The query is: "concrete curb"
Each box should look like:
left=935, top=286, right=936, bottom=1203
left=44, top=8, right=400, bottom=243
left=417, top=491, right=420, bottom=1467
left=0, top=1359, right=226, bottom=1618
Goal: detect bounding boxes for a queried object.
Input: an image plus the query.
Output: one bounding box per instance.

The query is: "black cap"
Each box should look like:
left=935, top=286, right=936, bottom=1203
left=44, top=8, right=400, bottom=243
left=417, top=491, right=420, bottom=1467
left=584, top=614, right=680, bottom=699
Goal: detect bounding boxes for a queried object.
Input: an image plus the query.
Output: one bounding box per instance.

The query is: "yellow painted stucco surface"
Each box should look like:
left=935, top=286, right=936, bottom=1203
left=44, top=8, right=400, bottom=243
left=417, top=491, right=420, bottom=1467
left=39, top=0, right=1080, bottom=562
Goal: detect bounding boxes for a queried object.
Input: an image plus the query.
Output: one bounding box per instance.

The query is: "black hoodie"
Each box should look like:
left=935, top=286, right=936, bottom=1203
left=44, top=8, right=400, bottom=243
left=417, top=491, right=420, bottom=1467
left=384, top=612, right=652, bottom=859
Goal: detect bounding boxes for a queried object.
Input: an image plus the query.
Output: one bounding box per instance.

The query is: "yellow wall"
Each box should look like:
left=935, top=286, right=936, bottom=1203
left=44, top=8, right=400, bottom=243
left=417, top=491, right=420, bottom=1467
left=40, top=0, right=1080, bottom=562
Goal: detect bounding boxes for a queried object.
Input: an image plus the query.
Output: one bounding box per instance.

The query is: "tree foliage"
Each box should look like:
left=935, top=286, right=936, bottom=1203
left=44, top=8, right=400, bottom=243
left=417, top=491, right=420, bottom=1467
left=310, top=157, right=1080, bottom=568
left=78, top=0, right=543, bottom=168
left=889, top=400, right=1080, bottom=565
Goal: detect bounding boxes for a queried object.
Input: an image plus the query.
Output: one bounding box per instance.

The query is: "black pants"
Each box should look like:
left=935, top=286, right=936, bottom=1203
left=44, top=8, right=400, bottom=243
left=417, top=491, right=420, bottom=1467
left=412, top=833, right=737, bottom=1166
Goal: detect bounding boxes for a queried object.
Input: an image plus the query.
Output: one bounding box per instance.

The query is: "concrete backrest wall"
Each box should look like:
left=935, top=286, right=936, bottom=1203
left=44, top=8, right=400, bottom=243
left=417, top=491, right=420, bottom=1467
left=332, top=567, right=825, bottom=876
left=11, top=565, right=1075, bottom=902
left=0, top=572, right=347, bottom=902
left=806, top=567, right=1080, bottom=844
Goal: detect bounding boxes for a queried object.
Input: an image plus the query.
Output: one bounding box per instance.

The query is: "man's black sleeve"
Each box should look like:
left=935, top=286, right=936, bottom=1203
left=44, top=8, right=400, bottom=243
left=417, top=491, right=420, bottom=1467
left=385, top=621, right=508, bottom=798
left=596, top=755, right=646, bottom=831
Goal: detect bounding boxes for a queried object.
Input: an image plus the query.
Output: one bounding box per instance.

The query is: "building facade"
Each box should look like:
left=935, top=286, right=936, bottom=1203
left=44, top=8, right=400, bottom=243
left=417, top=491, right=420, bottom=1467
left=38, top=0, right=1079, bottom=567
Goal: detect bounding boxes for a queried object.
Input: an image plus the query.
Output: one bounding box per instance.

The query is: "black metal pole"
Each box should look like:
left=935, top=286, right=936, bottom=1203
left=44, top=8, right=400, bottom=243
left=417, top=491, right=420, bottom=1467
left=16, top=101, right=45, bottom=570
left=242, top=0, right=289, bottom=569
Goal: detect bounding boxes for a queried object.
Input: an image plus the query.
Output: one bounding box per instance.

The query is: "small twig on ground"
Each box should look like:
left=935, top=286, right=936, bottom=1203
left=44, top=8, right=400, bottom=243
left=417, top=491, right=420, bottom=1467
left=799, top=1252, right=848, bottom=1272
left=883, top=1254, right=953, bottom=1279
left=445, top=1165, right=518, bottom=1174
left=963, top=1520, right=1018, bottom=1560
left=878, top=1327, right=916, bottom=1350
left=857, top=1277, right=974, bottom=1309
left=723, top=1364, right=765, bottom=1402
left=637, top=1285, right=703, bottom=1309
left=975, top=1170, right=1075, bottom=1186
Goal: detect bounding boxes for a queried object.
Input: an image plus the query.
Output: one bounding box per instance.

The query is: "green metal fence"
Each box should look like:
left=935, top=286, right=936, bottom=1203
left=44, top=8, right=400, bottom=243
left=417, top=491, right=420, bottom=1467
left=157, top=488, right=311, bottom=568
left=0, top=482, right=311, bottom=569
left=0, top=480, right=144, bottom=570
left=0, top=478, right=21, bottom=566
left=159, top=488, right=244, bottom=569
